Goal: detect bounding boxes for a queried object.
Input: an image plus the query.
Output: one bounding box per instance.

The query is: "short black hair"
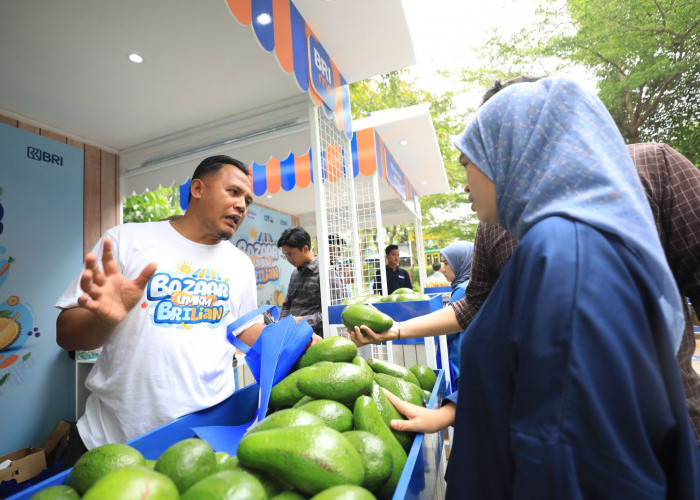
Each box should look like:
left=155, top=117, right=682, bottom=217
left=188, top=155, right=249, bottom=202
left=480, top=75, right=541, bottom=107
left=432, top=262, right=442, bottom=271
left=385, top=244, right=399, bottom=256
left=277, top=226, right=311, bottom=250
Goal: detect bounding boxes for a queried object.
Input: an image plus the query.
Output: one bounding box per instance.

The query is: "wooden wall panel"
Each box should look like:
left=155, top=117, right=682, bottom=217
left=40, top=129, right=67, bottom=143
left=83, top=144, right=102, bottom=256
left=18, top=122, right=39, bottom=135
left=100, top=151, right=119, bottom=234
left=0, top=115, right=18, bottom=127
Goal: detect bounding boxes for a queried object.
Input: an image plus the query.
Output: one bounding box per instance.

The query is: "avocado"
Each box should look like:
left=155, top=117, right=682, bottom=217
left=271, top=492, right=307, bottom=500
left=298, top=336, right=358, bottom=368
left=409, top=364, right=437, bottom=391
left=353, top=396, right=407, bottom=500
left=237, top=425, right=364, bottom=496
left=271, top=365, right=322, bottom=408
left=154, top=438, right=217, bottom=494
left=343, top=430, right=393, bottom=493
left=297, top=362, right=373, bottom=406
left=82, top=465, right=178, bottom=499
left=309, top=484, right=377, bottom=499
left=180, top=469, right=266, bottom=500
left=352, top=356, right=374, bottom=379
left=67, top=443, right=145, bottom=494
left=292, top=395, right=315, bottom=408
left=341, top=304, right=393, bottom=333
left=368, top=358, right=421, bottom=387
left=297, top=399, right=354, bottom=432
left=390, top=287, right=414, bottom=295
left=27, top=485, right=80, bottom=500
left=373, top=373, right=424, bottom=407
left=245, top=407, right=325, bottom=434
left=370, top=382, right=414, bottom=452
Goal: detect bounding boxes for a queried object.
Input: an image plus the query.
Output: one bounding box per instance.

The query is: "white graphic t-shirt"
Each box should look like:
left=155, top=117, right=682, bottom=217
left=55, top=221, right=260, bottom=448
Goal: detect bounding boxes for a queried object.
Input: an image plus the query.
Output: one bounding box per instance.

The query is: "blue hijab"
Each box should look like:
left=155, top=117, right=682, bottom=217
left=453, top=76, right=684, bottom=352
left=441, top=241, right=474, bottom=289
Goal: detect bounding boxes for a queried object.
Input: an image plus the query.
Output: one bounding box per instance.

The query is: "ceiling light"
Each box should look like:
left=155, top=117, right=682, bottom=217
left=266, top=195, right=273, bottom=199
left=421, top=181, right=428, bottom=185
left=399, top=140, right=408, bottom=146
left=256, top=13, right=272, bottom=25
left=127, top=53, right=143, bottom=64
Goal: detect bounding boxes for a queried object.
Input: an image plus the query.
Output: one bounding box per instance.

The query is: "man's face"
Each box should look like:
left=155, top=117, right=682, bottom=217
left=386, top=249, right=400, bottom=269
left=280, top=244, right=308, bottom=268
left=192, top=164, right=253, bottom=243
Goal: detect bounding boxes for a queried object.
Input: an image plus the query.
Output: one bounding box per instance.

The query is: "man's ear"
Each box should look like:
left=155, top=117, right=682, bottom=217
left=190, top=178, right=205, bottom=200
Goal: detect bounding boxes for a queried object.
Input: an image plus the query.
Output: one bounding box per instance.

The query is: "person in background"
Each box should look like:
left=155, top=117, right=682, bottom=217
left=277, top=226, right=344, bottom=337
left=373, top=244, right=412, bottom=295
left=352, top=77, right=700, bottom=496
left=439, top=241, right=473, bottom=386
left=425, top=261, right=446, bottom=287
left=329, top=233, right=353, bottom=288
left=56, top=155, right=265, bottom=462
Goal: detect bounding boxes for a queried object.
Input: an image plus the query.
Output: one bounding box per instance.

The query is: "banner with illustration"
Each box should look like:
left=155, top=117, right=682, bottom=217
left=0, top=123, right=83, bottom=455
left=232, top=205, right=294, bottom=309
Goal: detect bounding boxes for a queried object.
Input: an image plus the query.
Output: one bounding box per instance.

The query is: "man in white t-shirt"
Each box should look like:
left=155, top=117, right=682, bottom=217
left=55, top=155, right=265, bottom=461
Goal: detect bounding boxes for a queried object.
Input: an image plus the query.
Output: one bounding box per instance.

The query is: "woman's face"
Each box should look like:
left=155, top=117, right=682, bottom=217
left=441, top=258, right=456, bottom=283
left=460, top=154, right=498, bottom=223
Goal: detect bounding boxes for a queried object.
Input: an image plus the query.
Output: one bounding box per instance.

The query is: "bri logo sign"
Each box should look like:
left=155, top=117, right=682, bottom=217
left=27, top=146, right=64, bottom=166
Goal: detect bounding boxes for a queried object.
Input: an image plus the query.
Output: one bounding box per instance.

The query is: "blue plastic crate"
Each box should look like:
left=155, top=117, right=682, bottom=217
left=11, top=371, right=448, bottom=500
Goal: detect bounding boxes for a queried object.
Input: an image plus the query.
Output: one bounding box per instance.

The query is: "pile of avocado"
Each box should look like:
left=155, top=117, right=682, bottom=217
left=29, top=337, right=437, bottom=500
left=342, top=287, right=431, bottom=307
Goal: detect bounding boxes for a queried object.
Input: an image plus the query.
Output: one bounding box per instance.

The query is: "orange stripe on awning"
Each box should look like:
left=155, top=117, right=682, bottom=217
left=267, top=157, right=281, bottom=193
left=325, top=143, right=343, bottom=182
left=273, top=0, right=293, bottom=73
left=356, top=128, right=377, bottom=176
left=295, top=151, right=311, bottom=188
left=227, top=0, right=252, bottom=25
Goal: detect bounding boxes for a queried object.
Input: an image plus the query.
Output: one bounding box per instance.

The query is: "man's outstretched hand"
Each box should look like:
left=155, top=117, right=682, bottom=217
left=77, top=237, right=157, bottom=325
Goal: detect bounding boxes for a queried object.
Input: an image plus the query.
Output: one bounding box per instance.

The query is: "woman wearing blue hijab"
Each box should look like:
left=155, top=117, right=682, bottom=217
left=440, top=241, right=473, bottom=386
left=356, top=77, right=699, bottom=498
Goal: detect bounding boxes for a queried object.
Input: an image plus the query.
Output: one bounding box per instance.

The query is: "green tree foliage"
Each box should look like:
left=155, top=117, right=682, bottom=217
left=349, top=70, right=477, bottom=247
left=122, top=184, right=182, bottom=223
left=486, top=0, right=700, bottom=164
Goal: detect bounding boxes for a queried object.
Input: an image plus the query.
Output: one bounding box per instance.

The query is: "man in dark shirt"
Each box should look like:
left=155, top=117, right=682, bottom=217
left=277, top=226, right=343, bottom=336
left=374, top=244, right=412, bottom=294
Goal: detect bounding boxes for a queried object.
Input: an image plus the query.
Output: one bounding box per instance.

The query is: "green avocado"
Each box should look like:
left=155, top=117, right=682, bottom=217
left=373, top=373, right=425, bottom=407
left=27, top=485, right=80, bottom=500
left=82, top=465, right=178, bottom=500
left=292, top=395, right=315, bottom=408
left=297, top=362, right=373, bottom=406
left=180, top=469, right=266, bottom=500
left=67, top=443, right=145, bottom=494
left=390, top=287, right=415, bottom=295
left=343, top=430, right=393, bottom=493
left=352, top=356, right=374, bottom=379
left=298, top=336, right=358, bottom=368
left=270, top=365, right=323, bottom=408
left=409, top=364, right=437, bottom=392
left=271, top=492, right=307, bottom=500
left=245, top=408, right=325, bottom=434
left=237, top=425, right=364, bottom=496
left=370, top=382, right=414, bottom=452
left=353, top=396, right=407, bottom=500
left=154, top=438, right=217, bottom=494
left=341, top=304, right=393, bottom=333
left=367, top=358, right=421, bottom=387
left=310, top=484, right=378, bottom=500
left=297, top=399, right=354, bottom=432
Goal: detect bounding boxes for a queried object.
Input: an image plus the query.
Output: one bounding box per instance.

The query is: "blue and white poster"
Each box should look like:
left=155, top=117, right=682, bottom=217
left=0, top=123, right=83, bottom=455
left=232, top=205, right=294, bottom=309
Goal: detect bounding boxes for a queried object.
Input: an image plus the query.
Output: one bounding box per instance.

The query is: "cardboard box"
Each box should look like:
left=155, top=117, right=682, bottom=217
left=43, top=420, right=71, bottom=468
left=0, top=447, right=47, bottom=484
